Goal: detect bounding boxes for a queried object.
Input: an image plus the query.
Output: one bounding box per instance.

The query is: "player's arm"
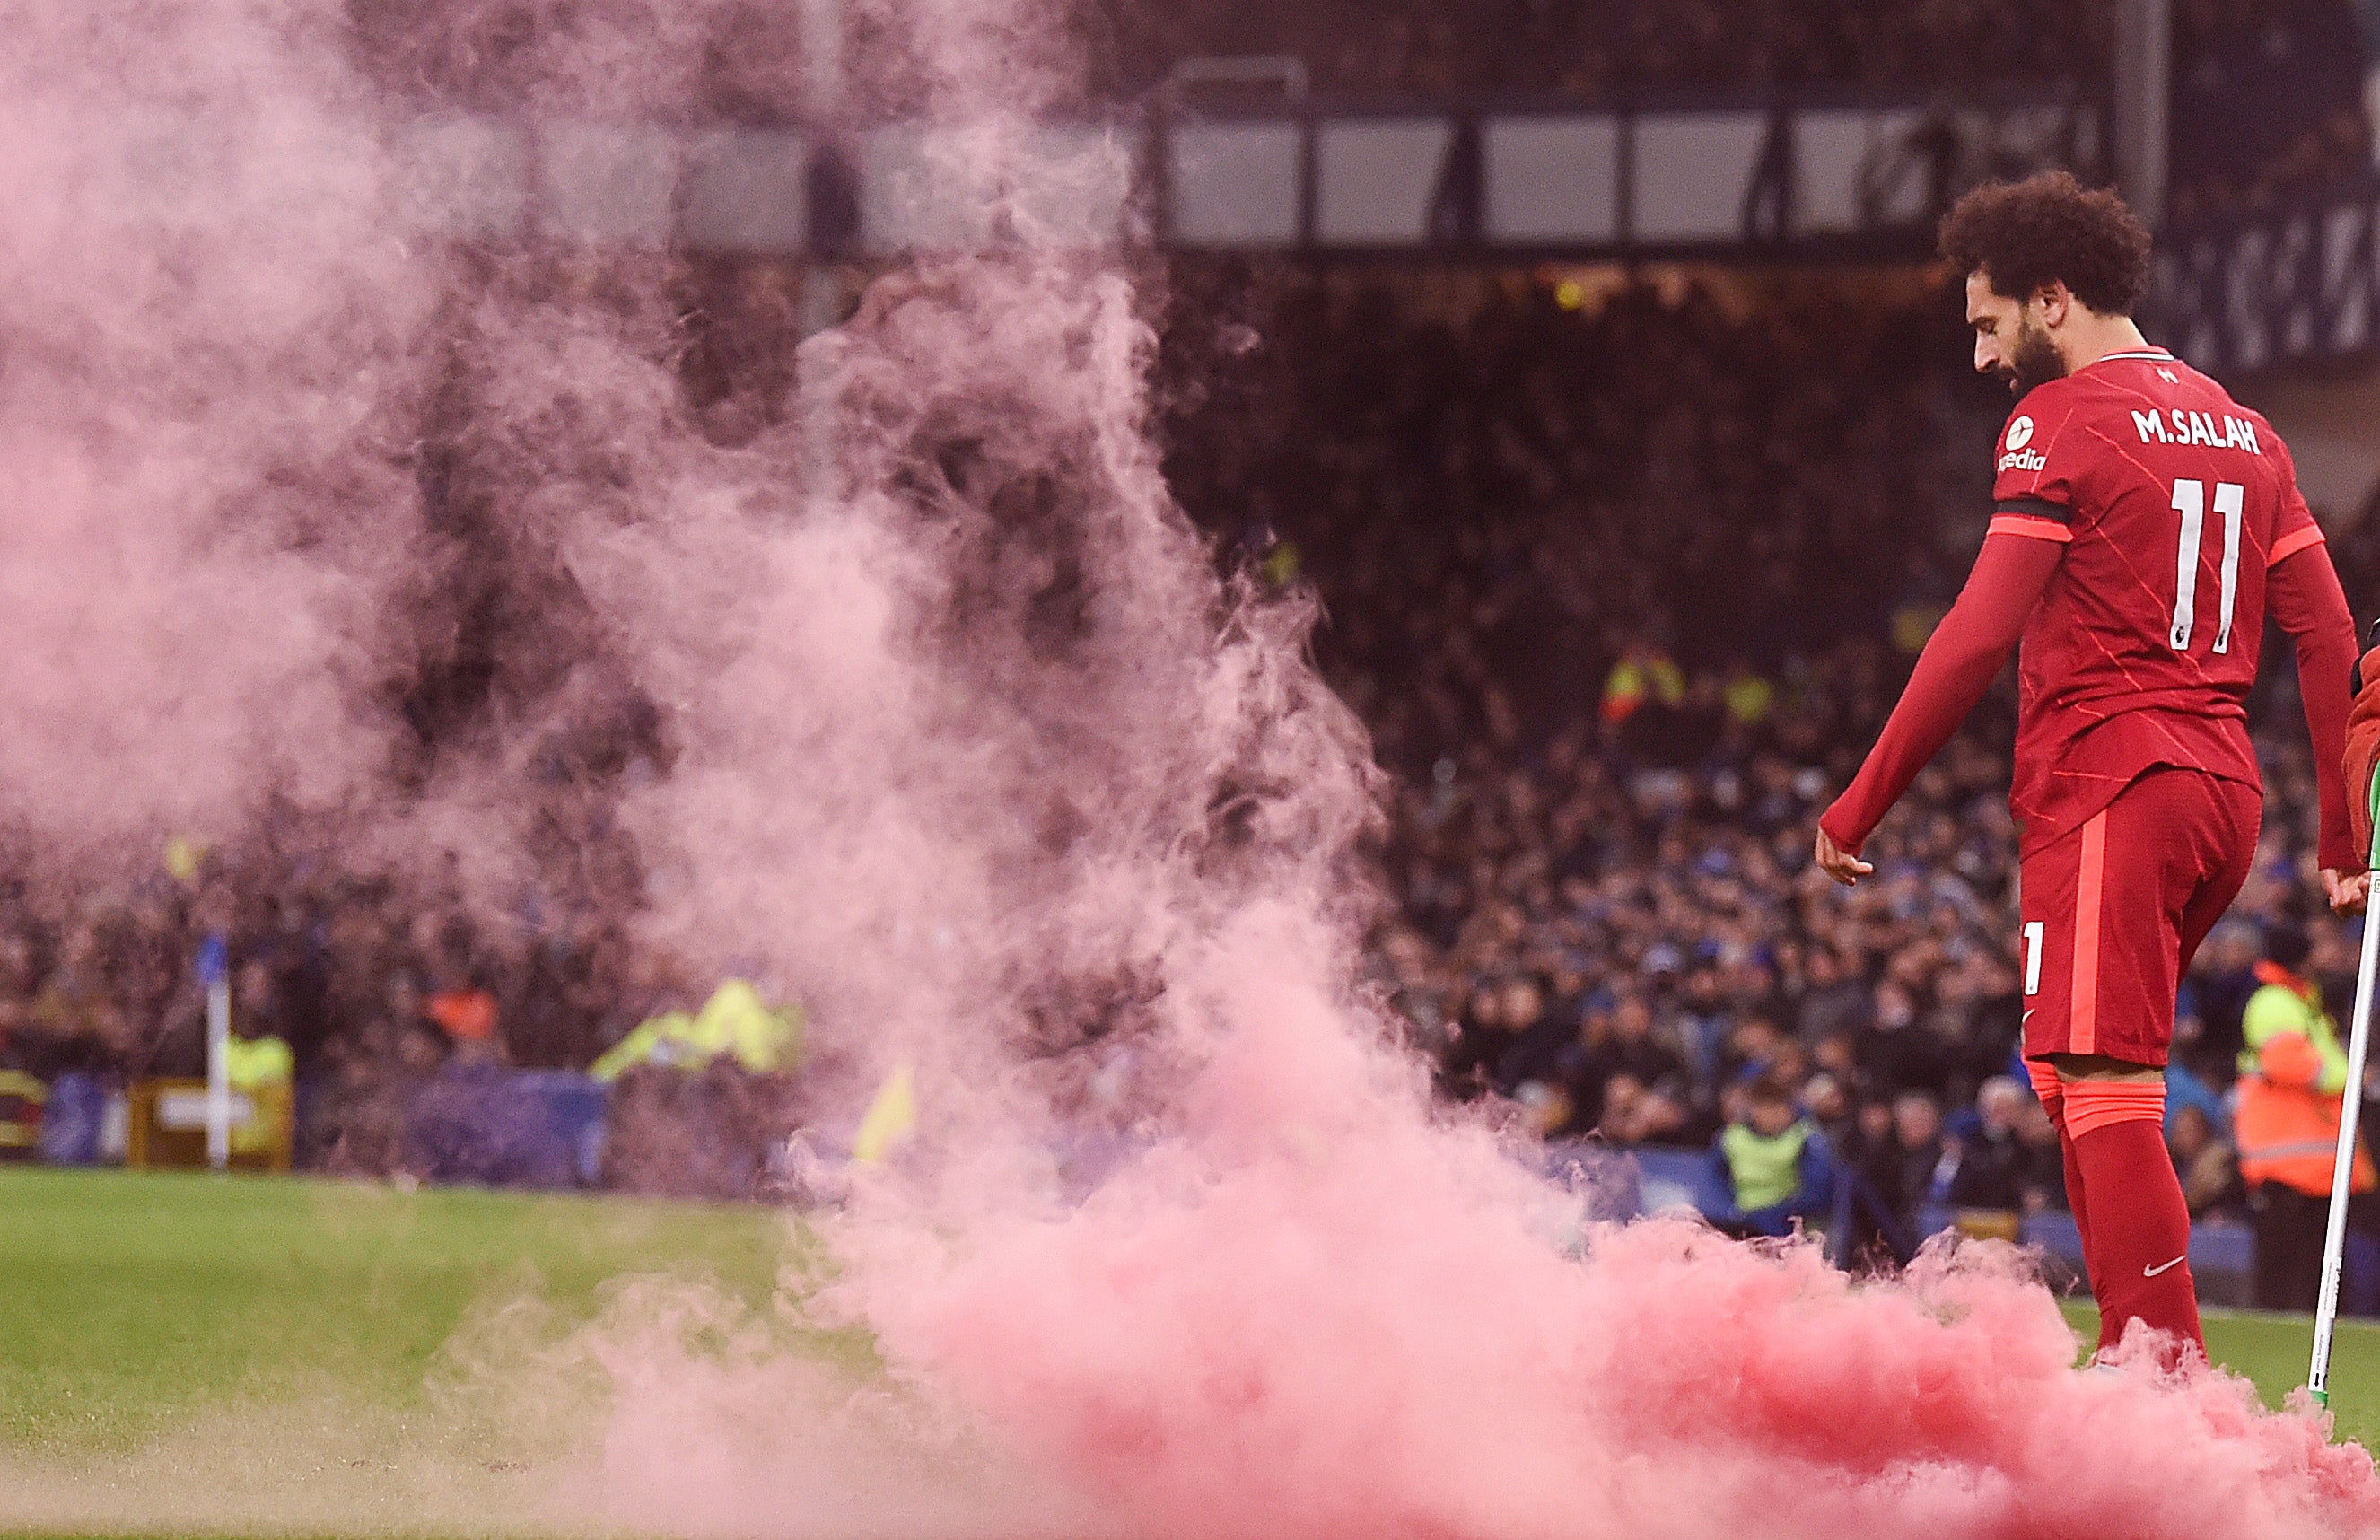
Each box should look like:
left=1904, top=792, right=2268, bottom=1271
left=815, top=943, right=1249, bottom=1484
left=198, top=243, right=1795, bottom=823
left=1814, top=531, right=2064, bottom=884
left=2344, top=634, right=2380, bottom=876
left=2269, top=541, right=2365, bottom=909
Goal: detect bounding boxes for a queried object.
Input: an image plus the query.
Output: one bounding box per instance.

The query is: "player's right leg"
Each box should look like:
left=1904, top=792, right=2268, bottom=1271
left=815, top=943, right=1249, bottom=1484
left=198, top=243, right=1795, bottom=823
left=2021, top=769, right=2252, bottom=1367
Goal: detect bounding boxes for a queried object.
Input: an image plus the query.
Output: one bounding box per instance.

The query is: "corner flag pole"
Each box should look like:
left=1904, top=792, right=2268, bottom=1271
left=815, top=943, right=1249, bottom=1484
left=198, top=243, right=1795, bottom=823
left=2311, top=770, right=2380, bottom=1409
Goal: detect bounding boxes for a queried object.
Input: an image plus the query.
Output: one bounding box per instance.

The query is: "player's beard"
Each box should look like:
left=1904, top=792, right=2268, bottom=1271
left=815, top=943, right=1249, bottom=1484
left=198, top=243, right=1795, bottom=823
left=2000, top=315, right=2067, bottom=398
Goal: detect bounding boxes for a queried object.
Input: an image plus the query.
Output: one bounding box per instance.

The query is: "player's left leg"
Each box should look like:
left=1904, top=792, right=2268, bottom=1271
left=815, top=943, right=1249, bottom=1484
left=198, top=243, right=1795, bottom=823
left=2061, top=1068, right=2198, bottom=1363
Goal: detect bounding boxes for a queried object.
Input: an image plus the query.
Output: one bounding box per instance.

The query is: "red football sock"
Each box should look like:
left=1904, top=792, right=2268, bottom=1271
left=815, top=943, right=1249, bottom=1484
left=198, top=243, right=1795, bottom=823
left=2026, top=1063, right=2097, bottom=1299
left=2059, top=1125, right=2098, bottom=1301
left=2066, top=1081, right=2202, bottom=1366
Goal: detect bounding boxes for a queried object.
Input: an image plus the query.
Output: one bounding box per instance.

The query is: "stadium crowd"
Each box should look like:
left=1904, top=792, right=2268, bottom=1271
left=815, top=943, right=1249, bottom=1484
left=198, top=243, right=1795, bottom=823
left=1, top=254, right=2376, bottom=1261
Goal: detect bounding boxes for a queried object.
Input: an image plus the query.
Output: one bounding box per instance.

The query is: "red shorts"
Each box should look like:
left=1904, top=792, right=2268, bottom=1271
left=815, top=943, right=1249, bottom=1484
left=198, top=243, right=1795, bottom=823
left=2019, top=766, right=2261, bottom=1069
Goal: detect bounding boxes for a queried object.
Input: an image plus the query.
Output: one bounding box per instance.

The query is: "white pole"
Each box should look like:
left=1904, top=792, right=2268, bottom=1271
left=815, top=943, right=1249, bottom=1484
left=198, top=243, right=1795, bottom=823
left=205, top=960, right=232, bottom=1171
left=2312, top=843, right=2380, bottom=1406
left=800, top=0, right=844, bottom=114
left=799, top=0, right=847, bottom=335
left=796, top=0, right=850, bottom=485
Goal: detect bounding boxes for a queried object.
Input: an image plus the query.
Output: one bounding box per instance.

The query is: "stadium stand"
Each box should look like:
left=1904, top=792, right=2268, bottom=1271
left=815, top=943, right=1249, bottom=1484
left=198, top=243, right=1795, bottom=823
left=0, top=265, right=2367, bottom=1279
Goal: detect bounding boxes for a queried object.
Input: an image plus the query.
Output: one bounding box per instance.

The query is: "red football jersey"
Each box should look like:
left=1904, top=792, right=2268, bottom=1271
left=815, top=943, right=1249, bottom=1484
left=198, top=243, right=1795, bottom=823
left=1989, top=346, right=2325, bottom=853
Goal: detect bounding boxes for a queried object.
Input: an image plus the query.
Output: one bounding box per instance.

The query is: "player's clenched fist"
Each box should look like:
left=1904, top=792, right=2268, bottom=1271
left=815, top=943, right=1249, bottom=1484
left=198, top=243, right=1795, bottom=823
left=1812, top=827, right=1872, bottom=887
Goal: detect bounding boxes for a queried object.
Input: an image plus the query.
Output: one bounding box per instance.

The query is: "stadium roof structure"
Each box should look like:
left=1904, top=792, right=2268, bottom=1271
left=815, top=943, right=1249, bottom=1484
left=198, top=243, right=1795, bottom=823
left=114, top=70, right=2380, bottom=382
left=338, top=84, right=2115, bottom=265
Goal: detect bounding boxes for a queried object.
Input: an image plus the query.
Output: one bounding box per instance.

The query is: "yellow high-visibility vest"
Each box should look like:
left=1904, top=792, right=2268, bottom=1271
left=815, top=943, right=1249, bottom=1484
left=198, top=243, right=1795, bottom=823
left=223, top=1035, right=293, bottom=1090
left=591, top=981, right=803, bottom=1081
left=221, top=1035, right=293, bottom=1157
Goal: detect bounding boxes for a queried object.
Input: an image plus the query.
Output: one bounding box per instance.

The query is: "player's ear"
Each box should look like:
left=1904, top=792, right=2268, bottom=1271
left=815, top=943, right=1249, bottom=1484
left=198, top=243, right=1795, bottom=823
left=2034, top=282, right=2071, bottom=328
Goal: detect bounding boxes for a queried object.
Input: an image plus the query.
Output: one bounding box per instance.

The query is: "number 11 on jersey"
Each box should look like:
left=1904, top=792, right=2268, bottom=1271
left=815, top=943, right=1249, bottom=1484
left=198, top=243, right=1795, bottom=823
left=2170, top=478, right=2244, bottom=655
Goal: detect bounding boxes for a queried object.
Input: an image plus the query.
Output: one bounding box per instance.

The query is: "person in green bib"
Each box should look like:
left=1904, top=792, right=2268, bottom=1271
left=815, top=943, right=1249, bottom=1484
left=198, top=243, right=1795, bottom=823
left=1702, top=1074, right=1839, bottom=1238
left=591, top=979, right=801, bottom=1082
left=223, top=1019, right=293, bottom=1159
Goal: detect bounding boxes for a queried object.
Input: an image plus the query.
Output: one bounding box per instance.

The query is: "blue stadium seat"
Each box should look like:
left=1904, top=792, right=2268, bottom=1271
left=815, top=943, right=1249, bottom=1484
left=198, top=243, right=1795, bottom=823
left=1539, top=1139, right=1645, bottom=1222
left=36, top=1073, right=103, bottom=1166
left=1625, top=1145, right=1721, bottom=1219
left=2017, top=1210, right=2084, bottom=1267
left=404, top=1068, right=608, bottom=1190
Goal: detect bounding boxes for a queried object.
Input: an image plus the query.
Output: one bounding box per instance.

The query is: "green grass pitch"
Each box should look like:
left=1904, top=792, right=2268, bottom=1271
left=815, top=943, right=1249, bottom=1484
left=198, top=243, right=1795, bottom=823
left=0, top=1167, right=801, bottom=1455
left=0, top=1166, right=2374, bottom=1536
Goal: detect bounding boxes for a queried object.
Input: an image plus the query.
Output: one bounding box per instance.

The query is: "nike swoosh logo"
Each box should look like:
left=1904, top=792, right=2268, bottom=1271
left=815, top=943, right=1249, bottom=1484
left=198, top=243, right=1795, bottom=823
left=2144, top=1256, right=2187, bottom=1278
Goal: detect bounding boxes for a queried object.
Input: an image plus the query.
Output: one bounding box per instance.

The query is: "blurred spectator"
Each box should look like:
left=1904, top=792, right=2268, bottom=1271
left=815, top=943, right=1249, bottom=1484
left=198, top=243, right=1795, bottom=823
left=1797, top=950, right=1872, bottom=1043
left=1702, top=1073, right=1838, bottom=1238
left=2184, top=919, right=2265, bottom=1081
left=1833, top=1094, right=1917, bottom=1264
left=2013, top=1096, right=2069, bottom=1214
left=1799, top=1070, right=1851, bottom=1145
left=1596, top=1072, right=1693, bottom=1149
left=2170, top=1104, right=2247, bottom=1221
left=223, top=960, right=296, bottom=1163
left=595, top=980, right=805, bottom=1199
left=1602, top=642, right=1686, bottom=729
left=1564, top=993, right=1696, bottom=1140
left=1891, top=1090, right=1951, bottom=1226
left=1855, top=981, right=1955, bottom=1097
left=425, top=986, right=501, bottom=1060
left=2237, top=922, right=2376, bottom=1308
left=1488, top=974, right=1563, bottom=1091
left=1942, top=1076, right=2034, bottom=1211
left=1842, top=1098, right=1904, bottom=1203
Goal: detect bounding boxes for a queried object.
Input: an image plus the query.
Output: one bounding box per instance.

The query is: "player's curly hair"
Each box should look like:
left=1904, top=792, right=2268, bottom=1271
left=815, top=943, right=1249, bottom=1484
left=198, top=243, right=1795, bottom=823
left=1938, top=171, right=2153, bottom=316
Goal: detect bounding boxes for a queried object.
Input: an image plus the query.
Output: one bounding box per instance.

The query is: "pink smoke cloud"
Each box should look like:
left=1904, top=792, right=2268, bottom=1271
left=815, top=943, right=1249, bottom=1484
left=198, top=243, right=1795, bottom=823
left=843, top=905, right=2380, bottom=1538
left=2, top=2, right=2376, bottom=1536
left=0, top=0, right=436, bottom=872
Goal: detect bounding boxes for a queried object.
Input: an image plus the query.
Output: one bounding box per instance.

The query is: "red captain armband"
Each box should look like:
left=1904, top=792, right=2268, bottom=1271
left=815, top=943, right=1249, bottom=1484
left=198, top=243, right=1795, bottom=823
left=2270, top=524, right=2327, bottom=566
left=1988, top=497, right=2074, bottom=544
